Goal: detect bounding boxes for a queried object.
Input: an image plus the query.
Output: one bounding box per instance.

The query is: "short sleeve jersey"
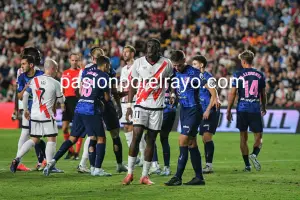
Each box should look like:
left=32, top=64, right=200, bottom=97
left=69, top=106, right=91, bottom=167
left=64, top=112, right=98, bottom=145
left=232, top=68, right=266, bottom=113
left=131, top=56, right=174, bottom=109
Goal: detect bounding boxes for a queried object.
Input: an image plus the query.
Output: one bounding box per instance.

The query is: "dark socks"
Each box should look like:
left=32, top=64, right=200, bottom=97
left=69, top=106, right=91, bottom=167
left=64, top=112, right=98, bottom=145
left=243, top=155, right=250, bottom=167
left=112, top=137, right=123, bottom=164
left=175, top=146, right=188, bottom=179
left=95, top=143, right=106, bottom=168
left=161, top=137, right=170, bottom=167
left=205, top=141, right=214, bottom=164
left=189, top=147, right=204, bottom=180
left=252, top=147, right=261, bottom=156
left=152, top=143, right=158, bottom=162
left=53, top=140, right=74, bottom=161
left=35, top=139, right=46, bottom=163
left=89, top=140, right=97, bottom=167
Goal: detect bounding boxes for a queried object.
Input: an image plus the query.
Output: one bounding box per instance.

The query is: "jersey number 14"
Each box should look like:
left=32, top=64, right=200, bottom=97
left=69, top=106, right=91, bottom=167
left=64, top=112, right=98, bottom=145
left=245, top=80, right=258, bottom=98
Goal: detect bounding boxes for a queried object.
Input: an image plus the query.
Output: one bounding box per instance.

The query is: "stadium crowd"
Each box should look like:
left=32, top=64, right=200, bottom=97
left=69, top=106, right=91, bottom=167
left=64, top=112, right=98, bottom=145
left=0, top=0, right=299, bottom=107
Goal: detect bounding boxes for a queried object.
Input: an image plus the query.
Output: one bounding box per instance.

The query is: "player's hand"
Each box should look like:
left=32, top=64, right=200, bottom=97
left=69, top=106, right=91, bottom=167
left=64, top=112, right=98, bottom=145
left=126, top=107, right=133, bottom=122
left=117, top=105, right=123, bottom=119
left=215, top=98, right=221, bottom=110
left=12, top=109, right=19, bottom=120
left=226, top=110, right=233, bottom=122
left=24, top=110, right=30, bottom=120
left=203, top=110, right=210, bottom=120
left=261, top=108, right=267, bottom=116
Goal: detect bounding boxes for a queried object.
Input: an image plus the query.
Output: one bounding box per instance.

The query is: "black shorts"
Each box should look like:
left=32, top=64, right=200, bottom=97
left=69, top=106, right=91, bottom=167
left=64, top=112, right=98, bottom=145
left=199, top=110, right=220, bottom=135
left=161, top=110, right=176, bottom=133
left=102, top=101, right=120, bottom=131
left=62, top=96, right=78, bottom=122
left=71, top=113, right=105, bottom=138
left=180, top=106, right=203, bottom=137
left=236, top=112, right=263, bottom=133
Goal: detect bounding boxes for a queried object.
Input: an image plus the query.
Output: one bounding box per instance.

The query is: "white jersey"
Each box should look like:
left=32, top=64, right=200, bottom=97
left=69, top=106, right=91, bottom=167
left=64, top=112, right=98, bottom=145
left=131, top=56, right=173, bottom=109
left=28, top=75, right=63, bottom=121
left=16, top=66, right=40, bottom=110
left=120, top=63, right=136, bottom=103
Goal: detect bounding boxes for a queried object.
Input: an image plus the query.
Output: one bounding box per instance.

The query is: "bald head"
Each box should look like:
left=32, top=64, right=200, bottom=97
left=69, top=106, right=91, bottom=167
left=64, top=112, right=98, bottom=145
left=44, top=59, right=58, bottom=77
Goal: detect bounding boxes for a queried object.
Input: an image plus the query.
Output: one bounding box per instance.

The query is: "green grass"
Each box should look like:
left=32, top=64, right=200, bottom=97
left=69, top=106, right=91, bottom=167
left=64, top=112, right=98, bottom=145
left=0, top=130, right=299, bottom=200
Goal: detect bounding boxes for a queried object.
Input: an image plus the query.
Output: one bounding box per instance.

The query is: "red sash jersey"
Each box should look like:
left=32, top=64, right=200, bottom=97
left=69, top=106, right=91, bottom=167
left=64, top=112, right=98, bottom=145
left=62, top=68, right=80, bottom=97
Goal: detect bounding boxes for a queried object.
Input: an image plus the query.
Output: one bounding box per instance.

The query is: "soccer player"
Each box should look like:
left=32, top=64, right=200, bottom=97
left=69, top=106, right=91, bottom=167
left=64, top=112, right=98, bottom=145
left=44, top=56, right=112, bottom=177
left=227, top=50, right=267, bottom=172
left=119, top=45, right=146, bottom=167
left=76, top=47, right=127, bottom=173
left=192, top=55, right=220, bottom=174
left=150, top=83, right=177, bottom=176
left=165, top=50, right=217, bottom=186
left=122, top=39, right=174, bottom=185
left=14, top=50, right=46, bottom=171
left=61, top=53, right=81, bottom=160
left=10, top=59, right=64, bottom=173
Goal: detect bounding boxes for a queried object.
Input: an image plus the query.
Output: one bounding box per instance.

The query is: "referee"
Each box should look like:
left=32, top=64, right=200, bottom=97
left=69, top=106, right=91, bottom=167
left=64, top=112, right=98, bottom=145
left=61, top=53, right=81, bottom=160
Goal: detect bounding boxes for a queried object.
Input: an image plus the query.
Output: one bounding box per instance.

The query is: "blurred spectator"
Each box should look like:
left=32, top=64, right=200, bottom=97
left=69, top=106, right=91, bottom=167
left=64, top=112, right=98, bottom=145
left=275, top=82, right=288, bottom=107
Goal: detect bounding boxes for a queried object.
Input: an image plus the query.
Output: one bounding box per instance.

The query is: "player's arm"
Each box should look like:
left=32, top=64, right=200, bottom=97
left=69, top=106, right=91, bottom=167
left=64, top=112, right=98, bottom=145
left=55, top=81, right=66, bottom=112
left=118, top=91, right=129, bottom=98
left=260, top=88, right=267, bottom=116
left=126, top=61, right=138, bottom=121
left=22, top=91, right=30, bottom=120
left=227, top=87, right=237, bottom=121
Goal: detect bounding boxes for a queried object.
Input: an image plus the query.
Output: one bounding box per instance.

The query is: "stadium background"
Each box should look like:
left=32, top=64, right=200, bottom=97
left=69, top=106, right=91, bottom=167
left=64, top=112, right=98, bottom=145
left=0, top=0, right=299, bottom=132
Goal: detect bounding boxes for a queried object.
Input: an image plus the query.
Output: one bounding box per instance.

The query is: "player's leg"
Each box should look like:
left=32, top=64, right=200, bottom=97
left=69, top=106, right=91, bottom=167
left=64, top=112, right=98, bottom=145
left=202, top=132, right=214, bottom=173
left=110, top=128, right=128, bottom=173
left=184, top=137, right=205, bottom=185
left=149, top=141, right=160, bottom=175
left=45, top=136, right=56, bottom=165
left=237, top=112, right=251, bottom=171
left=123, top=124, right=133, bottom=147
left=62, top=120, right=74, bottom=159
left=138, top=132, right=146, bottom=167
left=74, top=138, right=83, bottom=160
left=249, top=113, right=263, bottom=171
left=78, top=137, right=90, bottom=173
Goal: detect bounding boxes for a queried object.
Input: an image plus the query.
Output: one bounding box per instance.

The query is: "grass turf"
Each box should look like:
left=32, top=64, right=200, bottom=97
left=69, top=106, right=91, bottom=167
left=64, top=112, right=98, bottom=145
left=0, top=129, right=299, bottom=200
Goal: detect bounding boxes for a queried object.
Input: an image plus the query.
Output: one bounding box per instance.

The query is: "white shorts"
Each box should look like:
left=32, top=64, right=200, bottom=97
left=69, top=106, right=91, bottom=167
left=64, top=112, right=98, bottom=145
left=133, top=106, right=163, bottom=131
left=22, top=111, right=30, bottom=129
left=30, top=119, right=58, bottom=137
left=120, top=103, right=134, bottom=124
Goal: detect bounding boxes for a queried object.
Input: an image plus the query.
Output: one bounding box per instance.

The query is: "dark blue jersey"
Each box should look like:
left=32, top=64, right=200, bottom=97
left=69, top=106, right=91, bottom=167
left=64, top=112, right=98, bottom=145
left=75, top=69, right=109, bottom=115
left=17, top=69, right=44, bottom=110
left=164, top=88, right=177, bottom=113
left=232, top=68, right=266, bottom=113
left=175, top=65, right=207, bottom=108
left=199, top=71, right=213, bottom=112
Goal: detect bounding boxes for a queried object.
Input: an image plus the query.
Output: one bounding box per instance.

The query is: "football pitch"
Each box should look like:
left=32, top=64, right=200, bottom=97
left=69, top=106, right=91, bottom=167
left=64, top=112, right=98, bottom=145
left=0, top=130, right=299, bottom=200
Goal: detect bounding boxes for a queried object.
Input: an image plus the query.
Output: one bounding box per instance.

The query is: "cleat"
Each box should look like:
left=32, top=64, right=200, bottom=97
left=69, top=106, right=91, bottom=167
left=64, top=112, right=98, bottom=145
left=36, top=160, right=47, bottom=171
left=203, top=165, right=214, bottom=174
left=183, top=177, right=205, bottom=186
left=122, top=174, right=134, bottom=185
left=77, top=165, right=91, bottom=173
left=165, top=176, right=182, bottom=186
left=140, top=176, right=154, bottom=185
left=149, top=166, right=161, bottom=175
left=16, top=163, right=31, bottom=171
left=160, top=166, right=171, bottom=176
left=10, top=158, right=20, bottom=173
left=43, top=160, right=56, bottom=176
left=73, top=153, right=80, bottom=160
left=116, top=164, right=128, bottom=173
left=92, top=168, right=112, bottom=177
left=51, top=167, right=64, bottom=173
left=90, top=167, right=95, bottom=175
left=243, top=166, right=251, bottom=172
left=249, top=154, right=261, bottom=171
left=64, top=151, right=74, bottom=160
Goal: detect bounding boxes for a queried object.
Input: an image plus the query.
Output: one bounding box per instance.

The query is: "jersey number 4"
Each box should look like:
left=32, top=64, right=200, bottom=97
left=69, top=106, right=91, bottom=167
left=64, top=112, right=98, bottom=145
left=245, top=80, right=258, bottom=98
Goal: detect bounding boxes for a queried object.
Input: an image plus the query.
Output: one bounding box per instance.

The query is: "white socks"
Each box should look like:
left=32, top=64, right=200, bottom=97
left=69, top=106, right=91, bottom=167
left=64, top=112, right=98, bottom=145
left=17, top=129, right=30, bottom=157
left=142, top=161, right=151, bottom=177
left=128, top=156, right=137, bottom=174
left=124, top=131, right=133, bottom=147
left=46, top=142, right=56, bottom=164
left=80, top=137, right=90, bottom=167
left=139, top=133, right=146, bottom=162
left=17, top=139, right=35, bottom=158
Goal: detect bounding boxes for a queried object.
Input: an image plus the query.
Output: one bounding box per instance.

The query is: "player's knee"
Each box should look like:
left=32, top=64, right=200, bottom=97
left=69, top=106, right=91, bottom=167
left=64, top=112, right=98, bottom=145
left=69, top=136, right=78, bottom=144
left=179, top=134, right=189, bottom=146
left=188, top=137, right=197, bottom=148
left=97, top=137, right=106, bottom=144
left=89, top=139, right=97, bottom=152
left=202, top=132, right=212, bottom=143
left=110, top=128, right=119, bottom=139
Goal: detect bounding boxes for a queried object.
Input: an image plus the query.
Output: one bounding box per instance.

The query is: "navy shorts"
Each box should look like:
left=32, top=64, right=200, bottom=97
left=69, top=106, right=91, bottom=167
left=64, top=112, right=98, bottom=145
left=71, top=113, right=105, bottom=138
left=103, top=101, right=120, bottom=131
left=161, top=110, right=176, bottom=133
left=199, top=110, right=220, bottom=135
left=236, top=112, right=263, bottom=133
left=180, top=106, right=203, bottom=137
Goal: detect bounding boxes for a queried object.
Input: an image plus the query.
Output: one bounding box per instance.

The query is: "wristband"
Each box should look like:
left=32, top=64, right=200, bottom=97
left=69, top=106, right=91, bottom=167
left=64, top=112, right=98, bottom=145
left=171, top=93, right=176, bottom=98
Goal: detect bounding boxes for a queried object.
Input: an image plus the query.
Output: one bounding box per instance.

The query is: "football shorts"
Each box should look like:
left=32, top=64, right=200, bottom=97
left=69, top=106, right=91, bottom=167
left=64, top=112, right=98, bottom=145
left=161, top=110, right=176, bottom=133
left=102, top=100, right=120, bottom=131
left=236, top=112, right=263, bottom=133
left=120, top=102, right=134, bottom=125
left=62, top=96, right=78, bottom=121
left=180, top=106, right=203, bottom=137
left=199, top=110, right=220, bottom=135
left=21, top=111, right=30, bottom=129
left=133, top=106, right=163, bottom=131
left=30, top=118, right=58, bottom=137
